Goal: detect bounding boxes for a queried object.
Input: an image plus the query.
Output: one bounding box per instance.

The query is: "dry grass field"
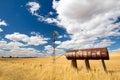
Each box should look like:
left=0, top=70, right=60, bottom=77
left=0, top=52, right=120, bottom=80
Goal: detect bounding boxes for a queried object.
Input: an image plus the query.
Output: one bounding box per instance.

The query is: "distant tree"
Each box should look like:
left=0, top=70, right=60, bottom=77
left=9, top=56, right=12, bottom=58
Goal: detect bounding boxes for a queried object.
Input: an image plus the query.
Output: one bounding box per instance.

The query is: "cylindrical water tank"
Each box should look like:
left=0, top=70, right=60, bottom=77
left=66, top=48, right=109, bottom=60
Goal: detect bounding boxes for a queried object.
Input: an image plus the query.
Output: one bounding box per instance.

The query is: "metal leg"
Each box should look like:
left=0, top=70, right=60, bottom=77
left=85, top=59, right=91, bottom=71
left=71, top=59, right=78, bottom=69
left=101, top=59, right=107, bottom=72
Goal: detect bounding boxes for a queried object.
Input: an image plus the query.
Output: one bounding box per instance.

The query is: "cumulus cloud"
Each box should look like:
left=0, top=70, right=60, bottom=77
left=5, top=32, right=49, bottom=46
left=0, top=19, right=7, bottom=26
left=52, top=0, right=120, bottom=49
left=27, top=0, right=120, bottom=51
left=28, top=36, right=48, bottom=46
left=55, top=41, right=62, bottom=44
left=26, top=1, right=57, bottom=24
left=0, top=40, right=44, bottom=57
left=49, top=11, right=54, bottom=15
left=0, top=28, right=3, bottom=32
left=26, top=1, right=60, bottom=25
left=0, top=32, right=48, bottom=57
left=9, top=47, right=43, bottom=57
left=44, top=45, right=65, bottom=56
left=27, top=2, right=40, bottom=15
left=44, top=45, right=53, bottom=55
left=54, top=0, right=120, bottom=21
left=0, top=19, right=7, bottom=33
left=5, top=32, right=29, bottom=42
left=0, top=40, right=24, bottom=50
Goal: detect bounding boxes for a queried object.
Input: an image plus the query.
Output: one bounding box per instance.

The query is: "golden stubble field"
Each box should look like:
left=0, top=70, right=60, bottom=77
left=0, top=52, right=120, bottom=80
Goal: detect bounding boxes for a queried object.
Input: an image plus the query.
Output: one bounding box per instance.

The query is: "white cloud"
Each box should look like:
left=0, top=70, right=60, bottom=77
left=52, top=0, right=120, bottom=49
left=94, top=39, right=115, bottom=48
left=0, top=19, right=7, bottom=26
left=43, top=17, right=59, bottom=24
left=63, top=34, right=68, bottom=38
left=5, top=32, right=49, bottom=46
left=44, top=45, right=65, bottom=55
left=0, top=19, right=7, bottom=33
left=58, top=35, right=68, bottom=39
left=28, top=35, right=48, bottom=46
left=0, top=28, right=3, bottom=32
left=0, top=40, right=8, bottom=49
left=26, top=1, right=60, bottom=25
left=55, top=41, right=61, bottom=44
left=31, top=31, right=40, bottom=35
left=27, top=2, right=40, bottom=15
left=27, top=0, right=120, bottom=51
left=5, top=32, right=29, bottom=42
left=58, top=35, right=63, bottom=38
left=7, top=41, right=24, bottom=49
left=49, top=11, right=54, bottom=15
left=54, top=0, right=120, bottom=21
left=0, top=38, right=45, bottom=57
left=9, top=47, right=43, bottom=57
left=0, top=40, right=24, bottom=51
left=0, top=28, right=47, bottom=57
left=52, top=0, right=59, bottom=10
left=44, top=45, right=53, bottom=54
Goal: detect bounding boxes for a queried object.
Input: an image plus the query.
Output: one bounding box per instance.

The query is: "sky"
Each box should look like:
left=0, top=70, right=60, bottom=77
left=0, top=0, right=120, bottom=57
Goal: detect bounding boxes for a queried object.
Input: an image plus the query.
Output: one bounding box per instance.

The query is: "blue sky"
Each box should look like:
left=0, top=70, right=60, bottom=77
left=0, top=0, right=120, bottom=57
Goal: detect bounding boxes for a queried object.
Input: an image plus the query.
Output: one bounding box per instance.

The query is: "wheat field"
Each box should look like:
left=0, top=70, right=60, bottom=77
left=0, top=52, right=120, bottom=80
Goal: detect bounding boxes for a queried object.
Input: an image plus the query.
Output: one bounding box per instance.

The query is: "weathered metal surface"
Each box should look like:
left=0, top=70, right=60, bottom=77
left=66, top=48, right=109, bottom=60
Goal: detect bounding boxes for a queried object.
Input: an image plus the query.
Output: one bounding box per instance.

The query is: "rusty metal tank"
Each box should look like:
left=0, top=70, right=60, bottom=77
left=66, top=48, right=109, bottom=60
